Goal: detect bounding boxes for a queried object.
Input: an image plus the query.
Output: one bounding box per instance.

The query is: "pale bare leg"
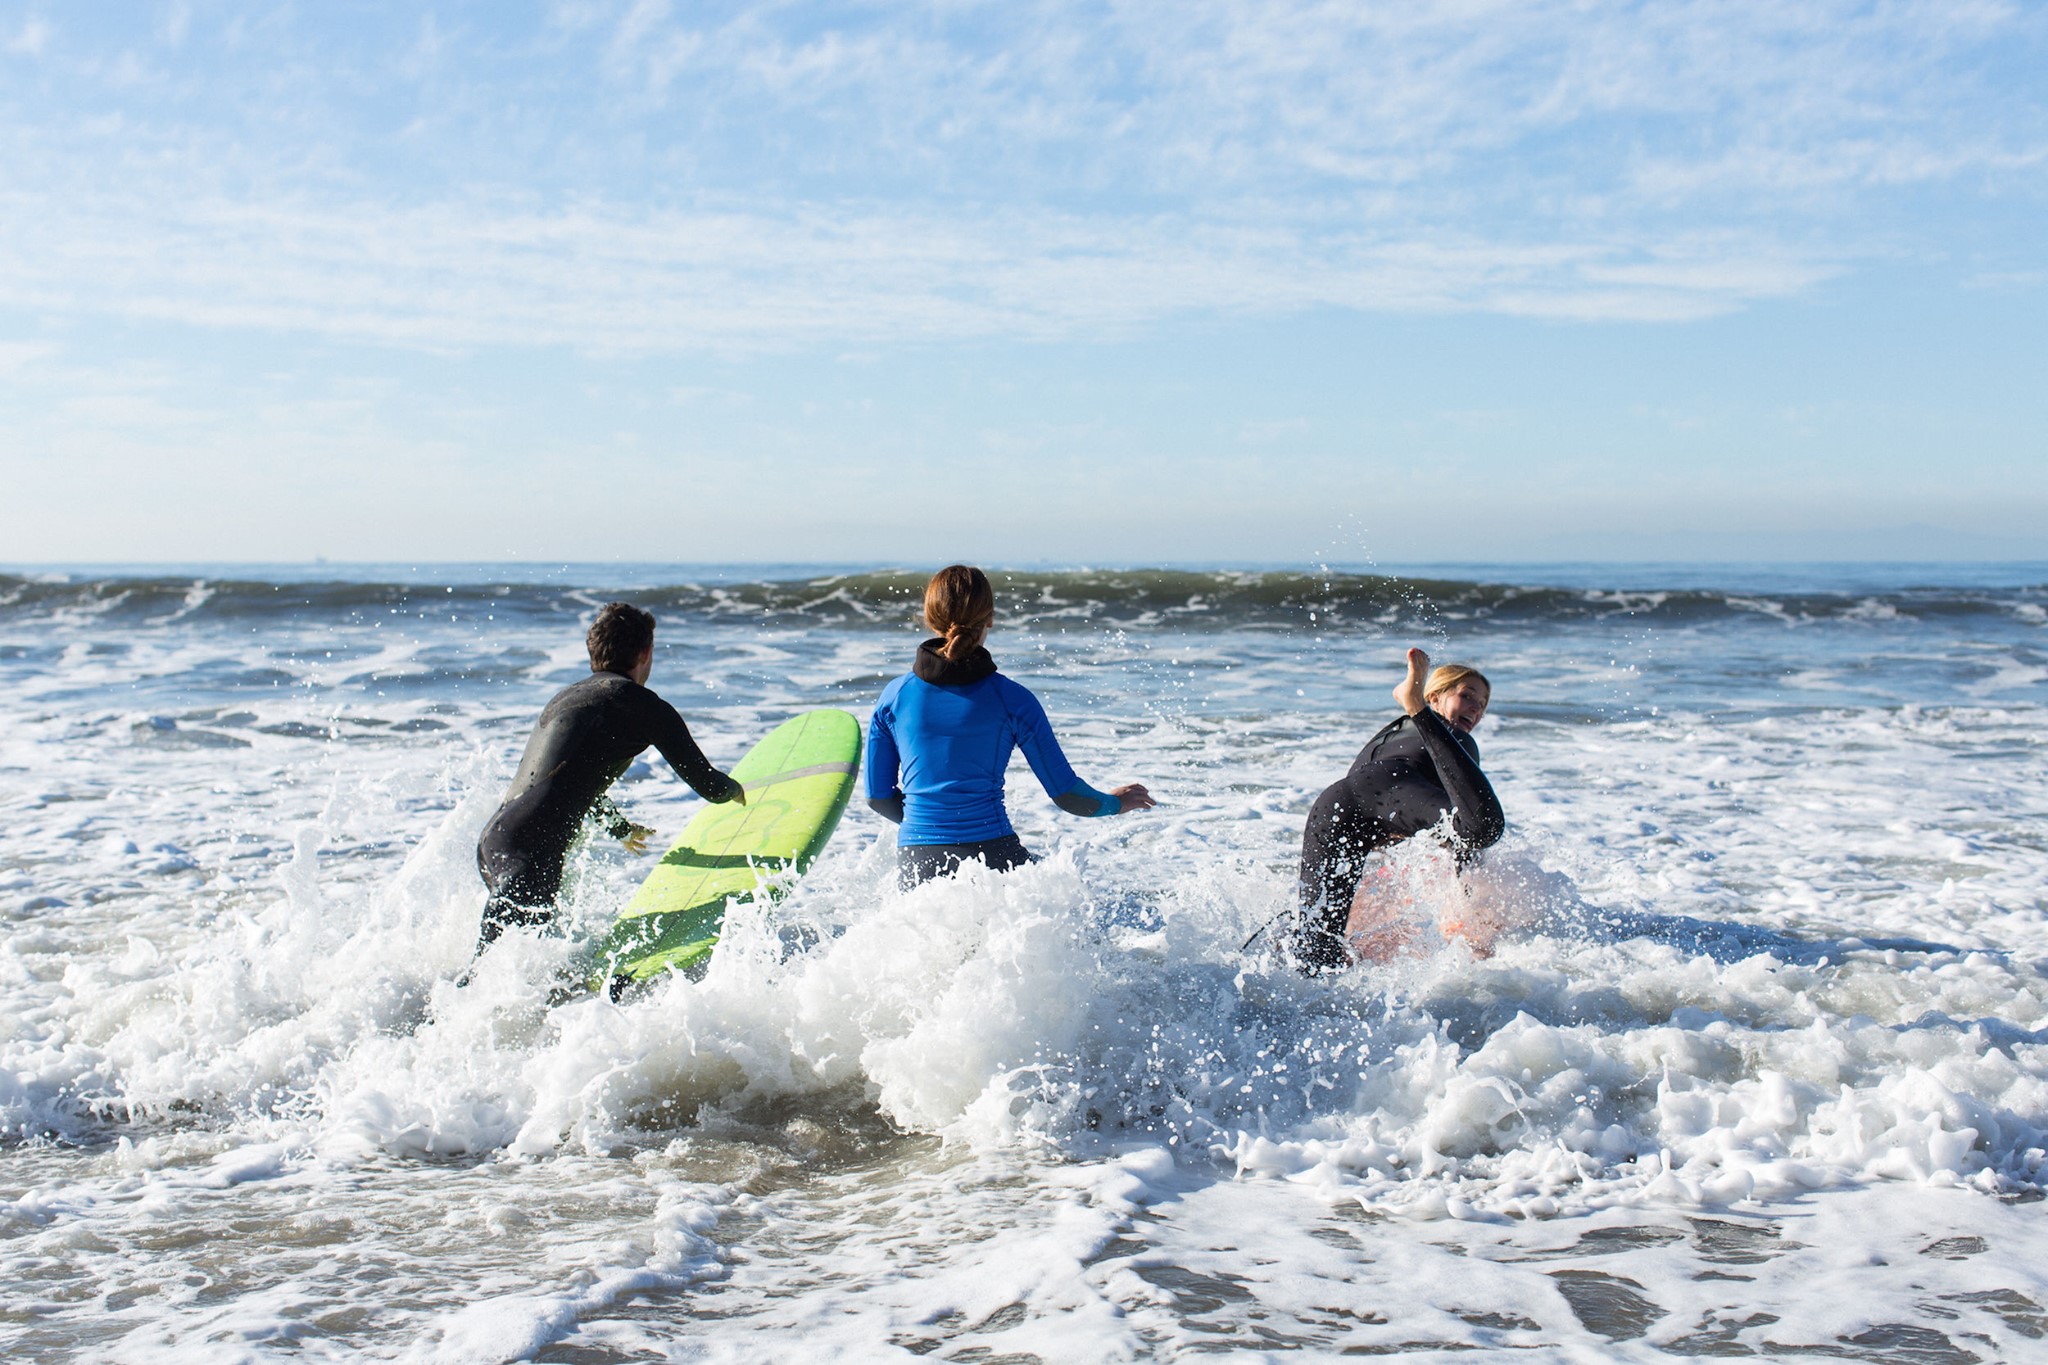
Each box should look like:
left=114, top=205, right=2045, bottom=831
left=1345, top=872, right=1421, bottom=963
left=1442, top=858, right=1547, bottom=958
left=1393, top=646, right=1430, bottom=717
left=1437, top=900, right=1501, bottom=959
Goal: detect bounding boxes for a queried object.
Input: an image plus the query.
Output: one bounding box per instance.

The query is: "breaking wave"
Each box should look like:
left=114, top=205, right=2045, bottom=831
left=5, top=567, right=2044, bottom=634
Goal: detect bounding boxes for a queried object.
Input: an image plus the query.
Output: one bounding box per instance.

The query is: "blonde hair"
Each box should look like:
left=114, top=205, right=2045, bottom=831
left=1425, top=662, right=1490, bottom=701
left=922, top=565, right=995, bottom=661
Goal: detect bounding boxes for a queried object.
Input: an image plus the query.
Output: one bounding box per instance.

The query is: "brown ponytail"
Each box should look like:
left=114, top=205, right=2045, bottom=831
left=923, top=565, right=995, bottom=661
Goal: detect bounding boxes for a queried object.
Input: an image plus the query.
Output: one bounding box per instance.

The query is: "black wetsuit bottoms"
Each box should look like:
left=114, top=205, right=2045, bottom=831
left=898, top=835, right=1033, bottom=890
left=1293, top=708, right=1505, bottom=973
left=475, top=862, right=559, bottom=948
left=477, top=671, right=739, bottom=945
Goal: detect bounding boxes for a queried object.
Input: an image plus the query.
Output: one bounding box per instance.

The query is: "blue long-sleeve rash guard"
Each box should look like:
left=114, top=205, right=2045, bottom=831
left=867, top=663, right=1118, bottom=845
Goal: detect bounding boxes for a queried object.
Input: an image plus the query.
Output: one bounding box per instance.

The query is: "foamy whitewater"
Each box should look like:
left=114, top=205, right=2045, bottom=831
left=3, top=563, right=2046, bottom=1362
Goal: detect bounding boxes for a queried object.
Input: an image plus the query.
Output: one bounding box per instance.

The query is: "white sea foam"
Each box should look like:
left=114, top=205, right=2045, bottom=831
left=2, top=565, right=2045, bottom=1358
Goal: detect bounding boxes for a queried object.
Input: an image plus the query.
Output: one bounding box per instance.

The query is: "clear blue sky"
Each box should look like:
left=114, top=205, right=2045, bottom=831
left=2, top=1, right=2043, bottom=563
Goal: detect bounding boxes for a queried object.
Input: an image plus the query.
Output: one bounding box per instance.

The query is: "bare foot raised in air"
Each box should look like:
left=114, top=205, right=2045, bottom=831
left=1392, top=647, right=1430, bottom=717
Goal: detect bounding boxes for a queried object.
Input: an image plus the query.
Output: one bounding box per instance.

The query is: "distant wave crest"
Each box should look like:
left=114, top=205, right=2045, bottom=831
left=1, top=569, right=2041, bottom=632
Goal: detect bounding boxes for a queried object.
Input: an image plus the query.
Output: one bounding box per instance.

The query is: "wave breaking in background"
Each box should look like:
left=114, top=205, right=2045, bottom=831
left=5, top=564, right=2044, bottom=632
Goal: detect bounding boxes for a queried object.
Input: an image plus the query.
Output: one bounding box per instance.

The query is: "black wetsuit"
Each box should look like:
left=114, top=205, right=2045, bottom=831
left=1293, top=708, right=1506, bottom=971
left=895, top=834, right=1034, bottom=888
left=475, top=672, right=741, bottom=944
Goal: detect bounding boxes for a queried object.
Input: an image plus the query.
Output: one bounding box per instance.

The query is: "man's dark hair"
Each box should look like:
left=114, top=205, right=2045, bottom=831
left=587, top=602, right=656, bottom=674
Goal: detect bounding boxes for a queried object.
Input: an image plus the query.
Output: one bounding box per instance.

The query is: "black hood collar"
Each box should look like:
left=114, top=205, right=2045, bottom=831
left=913, top=637, right=998, bottom=685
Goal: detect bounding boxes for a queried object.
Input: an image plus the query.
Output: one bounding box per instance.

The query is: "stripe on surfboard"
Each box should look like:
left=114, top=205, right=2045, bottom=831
left=740, top=760, right=857, bottom=795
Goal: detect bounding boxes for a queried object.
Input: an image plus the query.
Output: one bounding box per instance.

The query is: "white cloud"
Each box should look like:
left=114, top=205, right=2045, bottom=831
left=0, top=340, right=57, bottom=373
left=570, top=0, right=2044, bottom=201
left=1964, top=268, right=2048, bottom=289
left=0, top=174, right=1839, bottom=353
left=1238, top=418, right=1311, bottom=446
left=0, top=0, right=2038, bottom=353
left=6, top=17, right=50, bottom=55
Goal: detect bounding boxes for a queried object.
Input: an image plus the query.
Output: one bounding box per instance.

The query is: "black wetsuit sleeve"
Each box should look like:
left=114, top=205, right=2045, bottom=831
left=592, top=794, right=635, bottom=839
left=1053, top=787, right=1118, bottom=817
left=645, top=694, right=743, bottom=803
left=867, top=796, right=905, bottom=824
left=1409, top=709, right=1506, bottom=849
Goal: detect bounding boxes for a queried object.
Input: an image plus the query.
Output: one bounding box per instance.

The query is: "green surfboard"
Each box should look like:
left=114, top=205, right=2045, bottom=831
left=592, top=708, right=862, bottom=992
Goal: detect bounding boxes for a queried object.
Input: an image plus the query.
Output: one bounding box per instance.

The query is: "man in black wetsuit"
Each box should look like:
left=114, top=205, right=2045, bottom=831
left=1294, top=647, right=1506, bottom=972
left=474, top=602, right=745, bottom=949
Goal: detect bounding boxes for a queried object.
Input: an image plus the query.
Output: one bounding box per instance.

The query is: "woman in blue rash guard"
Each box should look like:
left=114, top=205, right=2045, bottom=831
left=866, top=565, right=1156, bottom=888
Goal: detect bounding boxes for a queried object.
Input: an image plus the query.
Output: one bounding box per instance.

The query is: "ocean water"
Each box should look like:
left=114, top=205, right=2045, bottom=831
left=2, top=561, right=2046, bottom=1362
